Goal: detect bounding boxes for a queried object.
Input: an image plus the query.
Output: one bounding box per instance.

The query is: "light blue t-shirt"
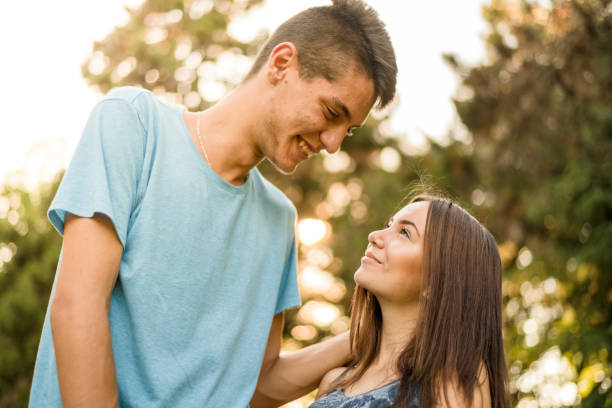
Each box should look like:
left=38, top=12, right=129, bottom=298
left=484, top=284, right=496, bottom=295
left=29, top=87, right=301, bottom=407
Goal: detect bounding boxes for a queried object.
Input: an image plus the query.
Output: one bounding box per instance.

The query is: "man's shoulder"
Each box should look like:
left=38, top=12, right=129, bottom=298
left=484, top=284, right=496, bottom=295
left=103, top=86, right=153, bottom=105
left=251, top=170, right=297, bottom=218
left=98, top=87, right=173, bottom=131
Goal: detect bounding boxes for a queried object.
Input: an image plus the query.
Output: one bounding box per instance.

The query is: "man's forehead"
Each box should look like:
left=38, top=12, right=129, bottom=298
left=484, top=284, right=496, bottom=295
left=327, top=74, right=376, bottom=125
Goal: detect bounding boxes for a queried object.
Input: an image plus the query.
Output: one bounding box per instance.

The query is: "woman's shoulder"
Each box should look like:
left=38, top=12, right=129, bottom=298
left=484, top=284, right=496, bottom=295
left=439, top=363, right=492, bottom=407
left=315, top=367, right=350, bottom=399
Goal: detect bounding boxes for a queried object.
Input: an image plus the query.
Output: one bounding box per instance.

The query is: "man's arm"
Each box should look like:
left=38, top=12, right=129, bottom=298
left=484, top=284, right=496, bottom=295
left=250, top=313, right=350, bottom=408
left=50, top=213, right=122, bottom=408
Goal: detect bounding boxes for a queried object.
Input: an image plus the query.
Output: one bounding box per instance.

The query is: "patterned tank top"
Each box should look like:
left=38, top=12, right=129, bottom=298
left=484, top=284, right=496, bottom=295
left=309, top=379, right=420, bottom=408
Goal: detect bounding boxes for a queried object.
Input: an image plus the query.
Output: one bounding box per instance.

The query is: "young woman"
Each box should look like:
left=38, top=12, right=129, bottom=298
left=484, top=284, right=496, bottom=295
left=310, top=195, right=509, bottom=407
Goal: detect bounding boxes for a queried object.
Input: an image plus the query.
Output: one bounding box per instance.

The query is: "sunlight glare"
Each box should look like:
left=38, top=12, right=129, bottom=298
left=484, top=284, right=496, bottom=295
left=323, top=151, right=352, bottom=173
left=297, top=218, right=327, bottom=246
left=297, top=300, right=340, bottom=328
left=379, top=146, right=401, bottom=173
left=299, top=266, right=335, bottom=295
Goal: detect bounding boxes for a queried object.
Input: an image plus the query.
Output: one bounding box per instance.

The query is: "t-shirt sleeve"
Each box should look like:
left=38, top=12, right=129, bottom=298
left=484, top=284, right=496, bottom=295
left=275, top=236, right=301, bottom=314
left=48, top=97, right=146, bottom=247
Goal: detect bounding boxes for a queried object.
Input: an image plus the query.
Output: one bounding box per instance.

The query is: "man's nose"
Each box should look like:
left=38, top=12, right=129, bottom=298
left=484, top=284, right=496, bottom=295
left=320, top=126, right=347, bottom=154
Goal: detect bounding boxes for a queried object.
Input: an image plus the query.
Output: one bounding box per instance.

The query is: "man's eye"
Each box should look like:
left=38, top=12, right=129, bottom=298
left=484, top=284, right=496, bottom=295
left=327, top=107, right=339, bottom=119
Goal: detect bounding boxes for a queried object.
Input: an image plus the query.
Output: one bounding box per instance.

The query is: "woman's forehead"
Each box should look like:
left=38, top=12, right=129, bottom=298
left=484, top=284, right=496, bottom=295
left=392, top=201, right=430, bottom=225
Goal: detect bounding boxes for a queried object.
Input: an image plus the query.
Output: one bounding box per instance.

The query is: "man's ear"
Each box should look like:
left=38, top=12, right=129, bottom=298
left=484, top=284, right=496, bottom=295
left=266, top=42, right=298, bottom=84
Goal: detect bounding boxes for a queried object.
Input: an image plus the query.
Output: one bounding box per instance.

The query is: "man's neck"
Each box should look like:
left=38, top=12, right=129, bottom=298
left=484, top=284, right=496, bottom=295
left=194, top=81, right=265, bottom=186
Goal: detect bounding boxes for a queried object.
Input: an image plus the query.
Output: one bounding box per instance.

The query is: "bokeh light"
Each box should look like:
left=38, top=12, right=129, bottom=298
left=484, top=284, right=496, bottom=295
left=514, top=346, right=579, bottom=407
left=299, top=266, right=335, bottom=296
left=111, top=56, right=137, bottom=83
left=322, top=151, right=353, bottom=173
left=297, top=300, right=341, bottom=328
left=297, top=218, right=328, bottom=246
left=290, top=325, right=317, bottom=341
left=517, top=247, right=533, bottom=269
left=378, top=146, right=401, bottom=173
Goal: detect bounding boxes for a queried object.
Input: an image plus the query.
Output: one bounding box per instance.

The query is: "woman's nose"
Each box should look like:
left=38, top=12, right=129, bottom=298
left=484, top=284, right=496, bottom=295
left=368, top=229, right=384, bottom=248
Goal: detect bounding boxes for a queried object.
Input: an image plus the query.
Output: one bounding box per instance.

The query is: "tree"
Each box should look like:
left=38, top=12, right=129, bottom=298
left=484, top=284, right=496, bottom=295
left=0, top=174, right=62, bottom=407
left=446, top=0, right=612, bottom=406
left=5, top=0, right=609, bottom=407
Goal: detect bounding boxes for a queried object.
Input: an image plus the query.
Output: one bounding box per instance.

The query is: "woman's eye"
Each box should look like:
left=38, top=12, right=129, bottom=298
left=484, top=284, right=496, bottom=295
left=401, top=228, right=411, bottom=239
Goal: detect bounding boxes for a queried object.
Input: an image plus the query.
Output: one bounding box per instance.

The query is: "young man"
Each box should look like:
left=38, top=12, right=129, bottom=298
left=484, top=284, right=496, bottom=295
left=29, top=1, right=397, bottom=407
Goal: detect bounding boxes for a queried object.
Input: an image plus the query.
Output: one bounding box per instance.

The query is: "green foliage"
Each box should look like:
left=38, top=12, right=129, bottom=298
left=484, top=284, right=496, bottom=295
left=0, top=175, right=62, bottom=407
left=3, top=0, right=610, bottom=407
left=82, top=0, right=265, bottom=101
left=447, top=0, right=612, bottom=405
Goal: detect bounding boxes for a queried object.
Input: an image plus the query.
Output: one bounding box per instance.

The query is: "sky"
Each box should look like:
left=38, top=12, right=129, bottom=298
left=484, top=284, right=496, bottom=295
left=0, top=0, right=488, bottom=189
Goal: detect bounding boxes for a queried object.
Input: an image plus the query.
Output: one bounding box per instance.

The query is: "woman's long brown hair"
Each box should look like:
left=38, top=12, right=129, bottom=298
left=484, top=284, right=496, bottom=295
left=333, top=195, right=509, bottom=407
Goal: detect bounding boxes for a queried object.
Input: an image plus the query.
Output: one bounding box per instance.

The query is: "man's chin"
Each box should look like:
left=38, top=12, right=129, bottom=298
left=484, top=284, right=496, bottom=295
left=267, top=158, right=300, bottom=175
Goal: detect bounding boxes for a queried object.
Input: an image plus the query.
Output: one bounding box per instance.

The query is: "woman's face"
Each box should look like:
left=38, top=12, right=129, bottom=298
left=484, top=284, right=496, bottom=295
left=354, top=201, right=430, bottom=303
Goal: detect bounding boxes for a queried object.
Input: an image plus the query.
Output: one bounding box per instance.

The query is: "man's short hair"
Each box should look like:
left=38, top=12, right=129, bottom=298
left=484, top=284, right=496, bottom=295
left=246, top=0, right=397, bottom=109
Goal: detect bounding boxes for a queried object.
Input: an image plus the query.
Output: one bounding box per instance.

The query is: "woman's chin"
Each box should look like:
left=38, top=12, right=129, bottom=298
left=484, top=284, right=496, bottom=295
left=354, top=266, right=373, bottom=288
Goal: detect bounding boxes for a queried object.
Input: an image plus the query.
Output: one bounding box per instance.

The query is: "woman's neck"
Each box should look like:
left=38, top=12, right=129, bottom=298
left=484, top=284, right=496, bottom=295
left=371, top=299, right=420, bottom=374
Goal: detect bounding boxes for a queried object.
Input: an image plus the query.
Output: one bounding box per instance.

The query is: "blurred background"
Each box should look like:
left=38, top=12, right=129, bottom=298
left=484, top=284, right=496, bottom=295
left=0, top=0, right=610, bottom=407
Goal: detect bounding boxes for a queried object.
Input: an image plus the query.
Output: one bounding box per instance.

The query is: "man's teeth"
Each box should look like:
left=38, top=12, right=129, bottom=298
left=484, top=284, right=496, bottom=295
left=298, top=139, right=313, bottom=157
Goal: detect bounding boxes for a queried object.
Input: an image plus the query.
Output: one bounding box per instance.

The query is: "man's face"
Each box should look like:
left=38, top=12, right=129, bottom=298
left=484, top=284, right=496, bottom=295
left=260, top=65, right=376, bottom=174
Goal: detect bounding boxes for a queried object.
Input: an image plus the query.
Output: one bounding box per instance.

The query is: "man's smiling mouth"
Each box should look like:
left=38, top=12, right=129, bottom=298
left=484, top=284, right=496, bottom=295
left=298, top=136, right=314, bottom=157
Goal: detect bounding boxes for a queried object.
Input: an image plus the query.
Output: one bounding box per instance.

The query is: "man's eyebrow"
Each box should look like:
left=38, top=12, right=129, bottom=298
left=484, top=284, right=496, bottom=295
left=331, top=96, right=353, bottom=123
left=399, top=219, right=421, bottom=237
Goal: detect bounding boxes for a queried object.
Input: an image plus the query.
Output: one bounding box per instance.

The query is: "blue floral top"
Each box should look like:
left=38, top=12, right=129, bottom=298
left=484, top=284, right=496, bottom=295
left=309, top=379, right=420, bottom=408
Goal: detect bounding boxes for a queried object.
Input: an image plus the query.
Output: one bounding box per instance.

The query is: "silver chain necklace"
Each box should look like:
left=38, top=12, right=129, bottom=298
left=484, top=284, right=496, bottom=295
left=196, top=112, right=210, bottom=163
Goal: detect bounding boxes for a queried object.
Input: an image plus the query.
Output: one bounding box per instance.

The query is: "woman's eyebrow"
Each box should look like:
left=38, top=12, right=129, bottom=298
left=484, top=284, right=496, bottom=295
left=399, top=219, right=421, bottom=237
